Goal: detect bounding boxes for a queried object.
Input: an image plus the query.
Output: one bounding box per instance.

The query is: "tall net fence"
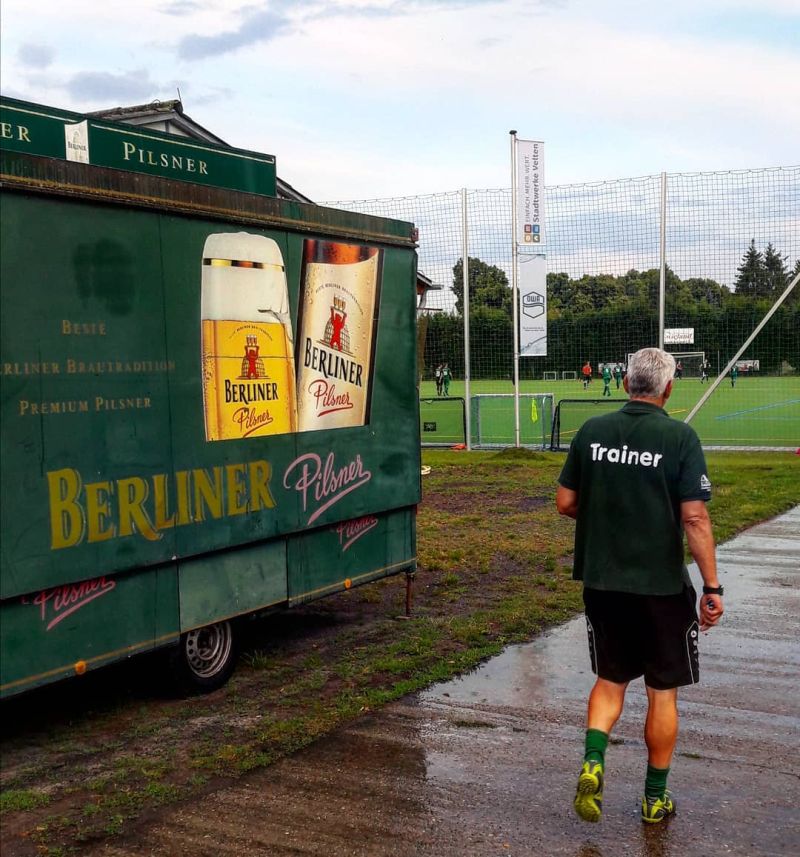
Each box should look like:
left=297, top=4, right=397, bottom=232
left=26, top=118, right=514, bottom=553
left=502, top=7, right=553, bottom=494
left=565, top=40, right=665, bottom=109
left=327, top=167, right=800, bottom=450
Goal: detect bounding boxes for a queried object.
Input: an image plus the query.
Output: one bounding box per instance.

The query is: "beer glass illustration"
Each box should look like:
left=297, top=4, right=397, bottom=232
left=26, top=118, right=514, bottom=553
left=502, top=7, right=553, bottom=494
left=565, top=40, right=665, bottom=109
left=296, top=239, right=382, bottom=433
left=201, top=232, right=297, bottom=441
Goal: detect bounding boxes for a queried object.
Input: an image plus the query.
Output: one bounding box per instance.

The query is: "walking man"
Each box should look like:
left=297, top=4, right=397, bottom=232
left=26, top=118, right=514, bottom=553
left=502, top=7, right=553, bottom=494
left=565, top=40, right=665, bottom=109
left=442, top=362, right=452, bottom=396
left=700, top=361, right=709, bottom=383
left=675, top=360, right=683, bottom=380
left=613, top=363, right=622, bottom=390
left=730, top=364, right=738, bottom=388
left=556, top=347, right=723, bottom=825
left=434, top=364, right=443, bottom=396
left=602, top=364, right=612, bottom=397
left=582, top=361, right=592, bottom=390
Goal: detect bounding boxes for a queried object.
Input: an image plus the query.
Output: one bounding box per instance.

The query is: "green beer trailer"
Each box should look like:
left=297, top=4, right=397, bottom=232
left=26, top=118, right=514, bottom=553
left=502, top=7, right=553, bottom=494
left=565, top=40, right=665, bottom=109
left=0, top=98, right=420, bottom=698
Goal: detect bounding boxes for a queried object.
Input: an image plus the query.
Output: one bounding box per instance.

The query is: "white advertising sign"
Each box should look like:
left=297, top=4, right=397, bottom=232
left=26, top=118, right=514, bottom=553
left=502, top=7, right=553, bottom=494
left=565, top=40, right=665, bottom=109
left=519, top=255, right=547, bottom=356
left=64, top=120, right=90, bottom=163
left=516, top=140, right=544, bottom=246
left=664, top=327, right=694, bottom=345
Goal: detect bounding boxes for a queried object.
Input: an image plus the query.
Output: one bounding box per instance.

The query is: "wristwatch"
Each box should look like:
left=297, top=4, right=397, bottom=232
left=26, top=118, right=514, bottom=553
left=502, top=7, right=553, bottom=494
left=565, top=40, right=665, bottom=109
left=702, top=584, right=724, bottom=596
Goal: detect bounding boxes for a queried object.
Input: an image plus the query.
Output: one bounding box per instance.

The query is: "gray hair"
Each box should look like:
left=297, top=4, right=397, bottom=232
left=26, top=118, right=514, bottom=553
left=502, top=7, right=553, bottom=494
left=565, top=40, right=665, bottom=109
left=627, top=348, right=675, bottom=398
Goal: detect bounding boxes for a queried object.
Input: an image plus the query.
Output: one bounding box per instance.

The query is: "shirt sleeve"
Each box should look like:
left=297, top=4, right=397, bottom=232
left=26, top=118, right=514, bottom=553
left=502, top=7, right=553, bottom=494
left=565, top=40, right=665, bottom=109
left=678, top=428, right=712, bottom=502
left=558, top=428, right=582, bottom=490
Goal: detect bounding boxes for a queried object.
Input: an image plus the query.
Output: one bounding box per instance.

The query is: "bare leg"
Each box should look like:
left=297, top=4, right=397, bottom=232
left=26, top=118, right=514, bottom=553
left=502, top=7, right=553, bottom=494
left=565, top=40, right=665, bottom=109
left=575, top=678, right=628, bottom=822
left=644, top=686, right=679, bottom=768
left=587, top=677, right=628, bottom=733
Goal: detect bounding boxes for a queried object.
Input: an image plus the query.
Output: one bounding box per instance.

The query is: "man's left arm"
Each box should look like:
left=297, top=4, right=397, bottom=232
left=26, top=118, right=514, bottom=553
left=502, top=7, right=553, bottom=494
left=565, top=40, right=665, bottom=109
left=681, top=500, right=723, bottom=631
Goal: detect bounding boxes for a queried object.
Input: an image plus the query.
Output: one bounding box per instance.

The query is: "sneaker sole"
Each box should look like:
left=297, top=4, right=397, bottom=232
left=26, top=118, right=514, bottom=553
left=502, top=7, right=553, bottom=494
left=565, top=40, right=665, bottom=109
left=574, top=772, right=602, bottom=823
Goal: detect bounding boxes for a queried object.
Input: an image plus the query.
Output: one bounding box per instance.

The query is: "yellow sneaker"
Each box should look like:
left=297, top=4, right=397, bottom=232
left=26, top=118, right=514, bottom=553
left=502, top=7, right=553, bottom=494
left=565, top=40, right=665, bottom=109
left=641, top=789, right=676, bottom=823
left=574, top=760, right=604, bottom=822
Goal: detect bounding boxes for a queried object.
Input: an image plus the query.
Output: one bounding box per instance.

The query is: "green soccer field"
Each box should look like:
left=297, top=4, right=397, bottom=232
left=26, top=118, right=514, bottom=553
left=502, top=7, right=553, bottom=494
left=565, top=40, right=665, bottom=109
left=420, top=375, right=800, bottom=448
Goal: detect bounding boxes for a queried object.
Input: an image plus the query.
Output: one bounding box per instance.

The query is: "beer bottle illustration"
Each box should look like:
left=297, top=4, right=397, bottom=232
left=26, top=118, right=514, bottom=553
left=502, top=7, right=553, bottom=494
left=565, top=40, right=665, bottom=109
left=296, top=240, right=382, bottom=432
left=201, top=232, right=297, bottom=441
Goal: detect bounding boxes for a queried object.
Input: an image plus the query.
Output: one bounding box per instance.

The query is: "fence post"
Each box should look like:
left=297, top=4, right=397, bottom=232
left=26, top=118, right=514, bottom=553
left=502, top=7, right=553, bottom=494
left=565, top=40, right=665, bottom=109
left=462, top=187, right=472, bottom=450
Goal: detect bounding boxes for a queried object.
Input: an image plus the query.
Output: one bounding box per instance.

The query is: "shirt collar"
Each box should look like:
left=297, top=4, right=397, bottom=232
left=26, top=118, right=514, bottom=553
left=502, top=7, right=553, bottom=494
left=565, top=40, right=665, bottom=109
left=621, top=400, right=669, bottom=417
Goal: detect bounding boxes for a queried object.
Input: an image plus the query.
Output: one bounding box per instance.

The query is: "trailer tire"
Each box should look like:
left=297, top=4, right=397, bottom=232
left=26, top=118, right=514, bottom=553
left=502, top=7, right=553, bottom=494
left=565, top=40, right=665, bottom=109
left=169, top=620, right=237, bottom=694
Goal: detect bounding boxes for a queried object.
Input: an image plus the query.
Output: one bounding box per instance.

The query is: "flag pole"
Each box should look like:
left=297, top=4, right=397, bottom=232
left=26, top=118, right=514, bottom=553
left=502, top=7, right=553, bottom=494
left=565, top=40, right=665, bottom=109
left=510, top=130, right=521, bottom=447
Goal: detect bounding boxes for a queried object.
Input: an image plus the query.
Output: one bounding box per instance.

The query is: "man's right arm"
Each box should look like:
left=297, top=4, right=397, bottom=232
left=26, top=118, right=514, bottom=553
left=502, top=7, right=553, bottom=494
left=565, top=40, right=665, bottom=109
left=556, top=485, right=579, bottom=519
left=681, top=499, right=723, bottom=630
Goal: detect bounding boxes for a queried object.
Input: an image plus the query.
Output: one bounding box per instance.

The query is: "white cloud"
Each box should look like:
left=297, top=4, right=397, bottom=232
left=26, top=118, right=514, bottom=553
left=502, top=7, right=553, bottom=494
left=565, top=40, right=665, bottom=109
left=1, top=0, right=798, bottom=198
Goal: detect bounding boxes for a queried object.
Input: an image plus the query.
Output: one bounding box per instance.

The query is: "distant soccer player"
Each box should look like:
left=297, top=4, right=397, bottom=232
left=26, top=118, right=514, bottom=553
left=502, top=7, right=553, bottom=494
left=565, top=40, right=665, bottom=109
left=613, top=363, right=622, bottom=390
left=700, top=361, right=709, bottom=384
left=434, top=364, right=443, bottom=396
left=730, top=365, right=738, bottom=388
left=602, top=364, right=612, bottom=397
left=556, top=347, right=723, bottom=826
left=582, top=361, right=592, bottom=390
left=675, top=360, right=683, bottom=380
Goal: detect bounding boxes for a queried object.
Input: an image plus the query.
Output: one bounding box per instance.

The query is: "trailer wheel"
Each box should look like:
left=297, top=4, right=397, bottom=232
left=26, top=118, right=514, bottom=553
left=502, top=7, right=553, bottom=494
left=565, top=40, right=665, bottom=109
left=169, top=620, right=237, bottom=694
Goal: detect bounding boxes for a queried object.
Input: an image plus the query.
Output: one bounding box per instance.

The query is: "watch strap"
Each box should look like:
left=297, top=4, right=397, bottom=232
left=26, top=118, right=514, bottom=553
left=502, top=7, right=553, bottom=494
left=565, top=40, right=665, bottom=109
left=702, top=584, right=724, bottom=596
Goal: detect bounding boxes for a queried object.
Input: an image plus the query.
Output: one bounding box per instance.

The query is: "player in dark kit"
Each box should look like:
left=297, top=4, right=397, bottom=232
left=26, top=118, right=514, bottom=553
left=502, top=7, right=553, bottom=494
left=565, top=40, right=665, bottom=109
left=556, top=347, right=723, bottom=825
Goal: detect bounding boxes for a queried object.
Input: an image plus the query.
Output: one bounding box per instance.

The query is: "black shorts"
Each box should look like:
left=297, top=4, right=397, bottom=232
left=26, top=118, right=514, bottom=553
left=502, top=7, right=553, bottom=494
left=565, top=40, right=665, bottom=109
left=583, top=585, right=699, bottom=690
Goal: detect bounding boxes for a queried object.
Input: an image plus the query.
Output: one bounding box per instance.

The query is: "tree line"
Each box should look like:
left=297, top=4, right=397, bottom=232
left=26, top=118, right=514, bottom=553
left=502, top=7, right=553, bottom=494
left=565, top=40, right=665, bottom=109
left=425, top=243, right=800, bottom=378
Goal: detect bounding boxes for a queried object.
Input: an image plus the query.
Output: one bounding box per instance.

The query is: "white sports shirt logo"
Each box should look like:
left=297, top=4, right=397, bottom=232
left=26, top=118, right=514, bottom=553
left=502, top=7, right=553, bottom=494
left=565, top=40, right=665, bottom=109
left=700, top=474, right=712, bottom=491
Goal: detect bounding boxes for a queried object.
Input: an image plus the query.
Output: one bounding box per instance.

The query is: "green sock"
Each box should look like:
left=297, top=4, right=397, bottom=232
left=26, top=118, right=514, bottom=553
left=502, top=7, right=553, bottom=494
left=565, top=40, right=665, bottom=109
left=584, top=728, right=608, bottom=766
left=645, top=764, right=669, bottom=799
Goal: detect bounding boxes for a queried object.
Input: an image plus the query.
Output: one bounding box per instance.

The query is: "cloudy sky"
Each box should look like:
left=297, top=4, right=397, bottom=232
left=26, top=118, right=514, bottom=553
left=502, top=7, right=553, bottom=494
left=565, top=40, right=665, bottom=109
left=1, top=0, right=799, bottom=201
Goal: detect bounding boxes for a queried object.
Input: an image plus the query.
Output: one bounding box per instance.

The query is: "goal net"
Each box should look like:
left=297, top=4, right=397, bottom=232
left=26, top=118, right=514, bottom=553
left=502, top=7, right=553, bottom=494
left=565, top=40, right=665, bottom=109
left=625, top=351, right=706, bottom=379
left=550, top=399, right=625, bottom=450
left=419, top=397, right=466, bottom=447
left=471, top=393, right=554, bottom=449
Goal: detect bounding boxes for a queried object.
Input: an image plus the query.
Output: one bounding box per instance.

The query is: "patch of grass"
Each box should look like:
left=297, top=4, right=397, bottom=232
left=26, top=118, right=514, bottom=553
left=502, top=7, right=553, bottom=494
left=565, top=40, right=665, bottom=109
left=0, top=788, right=51, bottom=812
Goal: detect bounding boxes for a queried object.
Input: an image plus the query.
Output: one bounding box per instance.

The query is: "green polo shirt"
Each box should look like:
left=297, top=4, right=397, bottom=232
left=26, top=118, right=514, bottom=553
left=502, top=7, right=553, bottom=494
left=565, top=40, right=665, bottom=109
left=558, top=400, right=711, bottom=595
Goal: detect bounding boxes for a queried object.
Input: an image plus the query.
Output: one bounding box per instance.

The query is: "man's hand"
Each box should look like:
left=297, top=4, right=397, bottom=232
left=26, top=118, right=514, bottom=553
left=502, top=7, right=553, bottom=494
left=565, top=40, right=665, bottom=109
left=699, top=593, right=723, bottom=631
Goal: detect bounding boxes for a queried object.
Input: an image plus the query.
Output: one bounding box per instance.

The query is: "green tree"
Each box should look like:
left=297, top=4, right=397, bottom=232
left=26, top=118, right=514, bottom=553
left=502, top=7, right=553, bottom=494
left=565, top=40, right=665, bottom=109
left=786, top=258, right=800, bottom=306
left=452, top=257, right=511, bottom=316
left=763, top=243, right=788, bottom=295
left=682, top=277, right=730, bottom=308
left=734, top=239, right=766, bottom=297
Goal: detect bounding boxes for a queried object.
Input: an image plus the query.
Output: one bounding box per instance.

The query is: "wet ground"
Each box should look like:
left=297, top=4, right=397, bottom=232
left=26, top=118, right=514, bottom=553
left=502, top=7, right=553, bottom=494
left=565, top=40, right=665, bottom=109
left=91, top=508, right=799, bottom=857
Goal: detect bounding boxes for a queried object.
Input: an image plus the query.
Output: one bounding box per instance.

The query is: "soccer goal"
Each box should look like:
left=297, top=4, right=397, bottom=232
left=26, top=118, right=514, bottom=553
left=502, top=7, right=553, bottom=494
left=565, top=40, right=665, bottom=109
left=550, top=399, right=625, bottom=450
left=543, top=371, right=558, bottom=381
left=470, top=393, right=554, bottom=449
left=627, top=351, right=706, bottom=379
left=419, top=397, right=466, bottom=447
left=561, top=371, right=577, bottom=380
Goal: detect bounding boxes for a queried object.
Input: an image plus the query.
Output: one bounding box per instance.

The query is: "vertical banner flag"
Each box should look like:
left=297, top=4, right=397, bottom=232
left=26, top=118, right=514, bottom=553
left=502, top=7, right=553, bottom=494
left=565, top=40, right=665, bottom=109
left=519, top=255, right=547, bottom=356
left=516, top=140, right=544, bottom=246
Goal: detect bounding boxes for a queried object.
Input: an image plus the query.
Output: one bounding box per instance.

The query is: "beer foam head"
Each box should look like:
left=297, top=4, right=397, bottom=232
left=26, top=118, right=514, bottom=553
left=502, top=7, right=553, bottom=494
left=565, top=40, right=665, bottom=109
left=202, top=232, right=284, bottom=267
left=201, top=232, right=290, bottom=320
